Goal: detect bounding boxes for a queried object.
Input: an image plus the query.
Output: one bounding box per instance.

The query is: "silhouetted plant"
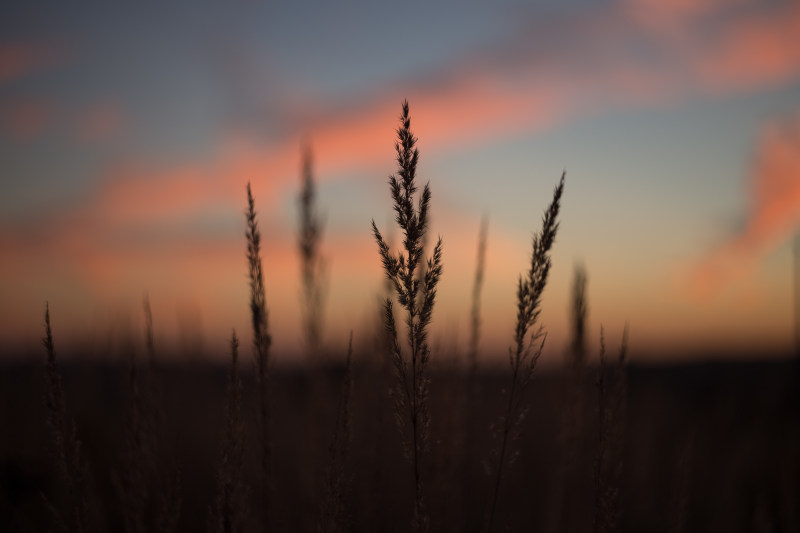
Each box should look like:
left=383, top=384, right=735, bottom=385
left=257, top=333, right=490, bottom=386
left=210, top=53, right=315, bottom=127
left=112, top=346, right=151, bottom=533
left=144, top=293, right=156, bottom=367
left=140, top=293, right=182, bottom=533
left=245, top=182, right=272, bottom=532
left=42, top=303, right=89, bottom=533
left=571, top=264, right=588, bottom=365
left=593, top=325, right=628, bottom=533
left=210, top=330, right=247, bottom=533
left=318, top=332, right=354, bottom=533
left=372, top=100, right=443, bottom=533
left=485, top=173, right=565, bottom=533
left=468, top=216, right=488, bottom=375
left=298, top=144, right=326, bottom=352
left=550, top=263, right=589, bottom=532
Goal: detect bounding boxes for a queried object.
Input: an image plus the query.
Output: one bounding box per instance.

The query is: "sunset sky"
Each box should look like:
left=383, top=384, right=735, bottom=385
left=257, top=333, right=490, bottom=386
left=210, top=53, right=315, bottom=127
left=2, top=0, right=800, bottom=362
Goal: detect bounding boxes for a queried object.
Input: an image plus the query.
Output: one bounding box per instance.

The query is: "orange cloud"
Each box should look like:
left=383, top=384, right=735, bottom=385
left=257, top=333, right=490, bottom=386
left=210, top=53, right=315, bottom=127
left=692, top=2, right=800, bottom=91
left=688, top=113, right=800, bottom=299
left=15, top=0, right=799, bottom=241
left=57, top=79, right=562, bottom=240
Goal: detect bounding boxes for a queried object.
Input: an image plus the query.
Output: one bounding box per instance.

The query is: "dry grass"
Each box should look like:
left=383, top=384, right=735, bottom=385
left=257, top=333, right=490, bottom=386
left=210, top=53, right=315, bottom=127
left=141, top=293, right=182, bottom=533
left=298, top=144, right=326, bottom=353
left=485, top=172, right=564, bottom=532
left=317, top=332, right=354, bottom=533
left=372, top=100, right=443, bottom=533
left=112, top=347, right=150, bottom=533
left=210, top=330, right=247, bottom=533
left=42, top=303, right=90, bottom=533
left=468, top=216, right=488, bottom=375
left=245, top=182, right=272, bottom=532
left=593, top=326, right=628, bottom=533
left=21, top=99, right=796, bottom=533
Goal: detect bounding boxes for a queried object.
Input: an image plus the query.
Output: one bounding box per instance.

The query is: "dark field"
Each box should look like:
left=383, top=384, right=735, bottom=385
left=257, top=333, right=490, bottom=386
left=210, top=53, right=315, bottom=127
left=1, top=353, right=798, bottom=532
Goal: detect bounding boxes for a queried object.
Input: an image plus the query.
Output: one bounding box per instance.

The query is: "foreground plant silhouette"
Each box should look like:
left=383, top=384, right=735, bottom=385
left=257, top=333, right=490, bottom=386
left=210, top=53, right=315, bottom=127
left=372, top=100, right=443, bottom=533
left=245, top=183, right=272, bottom=532
left=486, top=173, right=564, bottom=532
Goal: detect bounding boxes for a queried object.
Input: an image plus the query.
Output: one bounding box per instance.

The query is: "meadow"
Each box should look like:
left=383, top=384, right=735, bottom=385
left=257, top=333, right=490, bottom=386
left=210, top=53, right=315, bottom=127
left=1, top=101, right=798, bottom=532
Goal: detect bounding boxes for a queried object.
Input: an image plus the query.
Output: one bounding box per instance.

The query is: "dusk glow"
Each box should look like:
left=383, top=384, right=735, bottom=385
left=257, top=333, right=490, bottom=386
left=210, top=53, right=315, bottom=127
left=2, top=0, right=799, bottom=360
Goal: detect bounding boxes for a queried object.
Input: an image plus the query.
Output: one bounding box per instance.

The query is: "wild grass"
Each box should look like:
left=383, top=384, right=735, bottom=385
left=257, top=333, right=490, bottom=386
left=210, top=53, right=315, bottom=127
left=210, top=330, right=247, bottom=533
left=21, top=99, right=794, bottom=533
left=140, top=293, right=182, bottom=533
left=112, top=346, right=150, bottom=533
left=298, top=144, right=326, bottom=353
left=571, top=264, right=588, bottom=366
left=485, top=172, right=564, bottom=532
left=245, top=182, right=272, bottom=532
left=593, top=326, right=628, bottom=533
left=372, top=100, right=443, bottom=533
left=317, top=332, right=354, bottom=533
left=144, top=293, right=156, bottom=366
left=468, top=216, right=488, bottom=375
left=42, top=303, right=90, bottom=533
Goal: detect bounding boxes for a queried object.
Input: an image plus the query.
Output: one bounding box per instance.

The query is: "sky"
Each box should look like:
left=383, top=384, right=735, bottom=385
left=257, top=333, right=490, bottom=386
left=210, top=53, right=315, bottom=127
left=1, top=0, right=800, bottom=363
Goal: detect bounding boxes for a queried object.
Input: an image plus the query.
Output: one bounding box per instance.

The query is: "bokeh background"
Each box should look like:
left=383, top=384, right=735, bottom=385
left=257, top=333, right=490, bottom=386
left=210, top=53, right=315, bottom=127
left=2, top=0, right=800, bottom=361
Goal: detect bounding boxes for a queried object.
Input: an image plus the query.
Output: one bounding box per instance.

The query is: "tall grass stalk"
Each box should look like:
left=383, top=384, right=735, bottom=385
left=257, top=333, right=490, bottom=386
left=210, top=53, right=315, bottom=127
left=144, top=293, right=156, bottom=367
left=571, top=264, right=588, bottom=366
left=141, top=293, right=182, bottom=533
left=372, top=100, right=443, bottom=533
left=246, top=183, right=272, bottom=531
left=210, top=330, right=247, bottom=533
left=318, top=331, right=354, bottom=533
left=298, top=144, right=326, bottom=352
left=549, top=263, right=589, bottom=531
left=113, top=345, right=150, bottom=533
left=468, top=216, right=488, bottom=375
left=593, top=325, right=628, bottom=533
left=486, top=173, right=564, bottom=533
left=42, top=303, right=89, bottom=533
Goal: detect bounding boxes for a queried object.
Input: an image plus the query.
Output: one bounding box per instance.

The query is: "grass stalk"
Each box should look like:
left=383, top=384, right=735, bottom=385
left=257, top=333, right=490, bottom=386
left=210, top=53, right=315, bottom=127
left=141, top=293, right=182, bottom=533
left=210, top=330, right=247, bottom=533
left=113, top=345, right=149, bottom=533
left=372, top=100, right=443, bottom=533
left=468, top=216, right=488, bottom=375
left=318, top=331, right=354, bottom=533
left=485, top=173, right=564, bottom=533
left=42, top=303, right=89, bottom=533
left=549, top=262, right=590, bottom=531
left=593, top=325, right=628, bottom=533
left=246, top=182, right=272, bottom=532
left=298, top=143, right=326, bottom=353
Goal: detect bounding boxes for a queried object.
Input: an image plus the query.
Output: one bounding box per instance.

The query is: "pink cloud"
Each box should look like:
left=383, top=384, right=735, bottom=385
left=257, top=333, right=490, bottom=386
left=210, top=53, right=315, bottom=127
left=688, top=113, right=800, bottom=299
left=691, top=2, right=800, bottom=91
left=77, top=102, right=126, bottom=142
left=0, top=42, right=63, bottom=85
left=16, top=0, right=800, bottom=241
left=622, top=0, right=749, bottom=29
left=0, top=99, right=52, bottom=141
